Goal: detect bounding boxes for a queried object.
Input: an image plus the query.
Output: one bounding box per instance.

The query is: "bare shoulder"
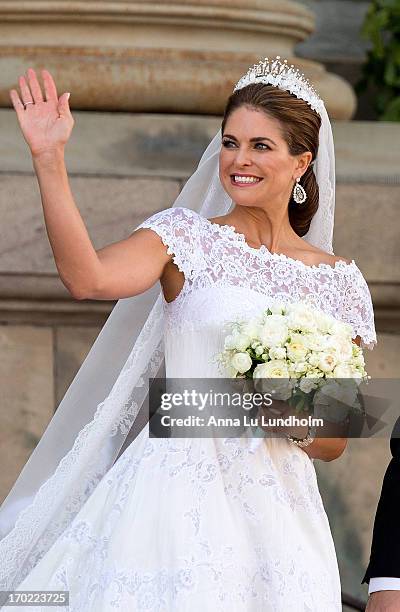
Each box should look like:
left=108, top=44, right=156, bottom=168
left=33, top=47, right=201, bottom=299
left=316, top=252, right=352, bottom=267
left=206, top=214, right=230, bottom=225
left=297, top=244, right=352, bottom=268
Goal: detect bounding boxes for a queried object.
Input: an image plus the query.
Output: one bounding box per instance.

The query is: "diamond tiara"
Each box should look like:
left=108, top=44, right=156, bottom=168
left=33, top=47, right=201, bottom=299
left=233, top=55, right=324, bottom=116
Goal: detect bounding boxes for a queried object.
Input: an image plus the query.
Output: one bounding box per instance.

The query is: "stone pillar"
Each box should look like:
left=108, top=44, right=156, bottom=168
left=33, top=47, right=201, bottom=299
left=0, top=0, right=355, bottom=118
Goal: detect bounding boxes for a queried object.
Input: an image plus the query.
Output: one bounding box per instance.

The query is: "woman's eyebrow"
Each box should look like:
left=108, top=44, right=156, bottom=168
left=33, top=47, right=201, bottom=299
left=222, top=134, right=277, bottom=146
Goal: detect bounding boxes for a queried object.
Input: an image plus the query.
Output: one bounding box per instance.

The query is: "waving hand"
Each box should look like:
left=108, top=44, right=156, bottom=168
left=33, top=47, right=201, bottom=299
left=9, top=68, right=74, bottom=157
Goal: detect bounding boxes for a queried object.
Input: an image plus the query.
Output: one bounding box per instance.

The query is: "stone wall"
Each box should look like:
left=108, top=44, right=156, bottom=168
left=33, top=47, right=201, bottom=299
left=0, top=0, right=356, bottom=118
left=296, top=0, right=379, bottom=120
left=0, top=109, right=399, bottom=602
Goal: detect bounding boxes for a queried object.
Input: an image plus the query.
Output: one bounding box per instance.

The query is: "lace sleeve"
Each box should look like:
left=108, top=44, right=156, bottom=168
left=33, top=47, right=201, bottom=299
left=135, top=206, right=203, bottom=282
left=339, top=264, right=377, bottom=350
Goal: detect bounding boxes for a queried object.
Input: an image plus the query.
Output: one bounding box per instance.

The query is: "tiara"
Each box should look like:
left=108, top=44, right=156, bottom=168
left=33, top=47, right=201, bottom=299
left=233, top=55, right=324, bottom=116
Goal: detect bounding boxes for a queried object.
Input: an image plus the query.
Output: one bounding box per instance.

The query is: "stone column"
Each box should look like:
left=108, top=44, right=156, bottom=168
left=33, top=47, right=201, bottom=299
left=0, top=0, right=355, bottom=118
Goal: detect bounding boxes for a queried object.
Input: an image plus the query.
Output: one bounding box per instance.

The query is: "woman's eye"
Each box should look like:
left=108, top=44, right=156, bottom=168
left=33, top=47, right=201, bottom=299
left=222, top=140, right=270, bottom=150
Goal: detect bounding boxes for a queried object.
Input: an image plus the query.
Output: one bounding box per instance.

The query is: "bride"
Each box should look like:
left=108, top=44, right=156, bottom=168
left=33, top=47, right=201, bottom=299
left=1, top=57, right=376, bottom=610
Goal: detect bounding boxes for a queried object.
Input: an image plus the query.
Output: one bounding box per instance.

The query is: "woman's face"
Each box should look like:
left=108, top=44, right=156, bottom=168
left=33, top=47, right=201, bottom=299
left=219, top=105, right=309, bottom=210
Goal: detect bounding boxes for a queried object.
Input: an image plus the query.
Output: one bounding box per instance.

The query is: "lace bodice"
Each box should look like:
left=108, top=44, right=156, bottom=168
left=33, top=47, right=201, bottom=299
left=138, top=206, right=377, bottom=350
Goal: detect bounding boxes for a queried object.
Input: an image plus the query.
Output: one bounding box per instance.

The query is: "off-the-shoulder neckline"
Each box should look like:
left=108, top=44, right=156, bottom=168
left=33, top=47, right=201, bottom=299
left=177, top=208, right=356, bottom=273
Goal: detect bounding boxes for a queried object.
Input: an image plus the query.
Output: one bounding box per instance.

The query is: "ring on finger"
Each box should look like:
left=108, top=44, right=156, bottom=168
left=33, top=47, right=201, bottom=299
left=23, top=101, right=35, bottom=109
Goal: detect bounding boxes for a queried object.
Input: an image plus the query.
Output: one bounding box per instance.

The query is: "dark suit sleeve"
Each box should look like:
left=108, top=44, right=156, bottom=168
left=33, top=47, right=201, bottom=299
left=362, top=417, right=400, bottom=584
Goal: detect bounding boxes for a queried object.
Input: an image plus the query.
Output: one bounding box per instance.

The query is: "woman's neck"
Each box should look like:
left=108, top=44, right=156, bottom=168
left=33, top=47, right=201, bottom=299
left=227, top=205, right=300, bottom=253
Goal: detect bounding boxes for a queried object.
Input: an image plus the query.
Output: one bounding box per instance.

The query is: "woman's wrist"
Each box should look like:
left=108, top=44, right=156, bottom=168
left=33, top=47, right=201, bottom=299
left=286, top=425, right=315, bottom=448
left=283, top=419, right=309, bottom=439
left=32, top=146, right=65, bottom=166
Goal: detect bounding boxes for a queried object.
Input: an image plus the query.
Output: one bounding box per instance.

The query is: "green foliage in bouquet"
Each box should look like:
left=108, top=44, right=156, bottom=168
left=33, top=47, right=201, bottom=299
left=355, top=0, right=400, bottom=121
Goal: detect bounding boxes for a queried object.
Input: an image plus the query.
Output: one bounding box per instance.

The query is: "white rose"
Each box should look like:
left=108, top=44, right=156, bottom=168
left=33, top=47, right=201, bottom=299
left=224, top=332, right=251, bottom=352
left=299, top=377, right=318, bottom=393
left=307, top=353, right=321, bottom=369
left=305, top=333, right=329, bottom=352
left=317, top=351, right=338, bottom=373
left=287, top=332, right=307, bottom=345
left=325, top=335, right=353, bottom=362
left=289, top=361, right=309, bottom=375
left=332, top=363, right=353, bottom=378
left=286, top=303, right=318, bottom=333
left=253, top=360, right=293, bottom=400
left=305, top=368, right=325, bottom=379
left=331, top=320, right=353, bottom=338
left=314, top=311, right=336, bottom=334
left=253, top=360, right=289, bottom=379
left=341, top=367, right=364, bottom=384
left=255, top=345, right=264, bottom=356
left=259, top=316, right=288, bottom=347
left=231, top=352, right=252, bottom=374
left=269, top=346, right=286, bottom=360
left=351, top=369, right=365, bottom=384
left=286, top=342, right=309, bottom=362
left=240, top=317, right=262, bottom=340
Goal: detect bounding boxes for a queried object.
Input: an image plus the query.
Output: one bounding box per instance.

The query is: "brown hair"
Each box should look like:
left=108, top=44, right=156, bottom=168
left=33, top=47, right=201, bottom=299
left=221, top=83, right=321, bottom=237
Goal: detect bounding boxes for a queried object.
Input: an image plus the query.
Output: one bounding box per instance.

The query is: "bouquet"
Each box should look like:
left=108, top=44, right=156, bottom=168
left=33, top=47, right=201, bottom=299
left=215, top=301, right=368, bottom=421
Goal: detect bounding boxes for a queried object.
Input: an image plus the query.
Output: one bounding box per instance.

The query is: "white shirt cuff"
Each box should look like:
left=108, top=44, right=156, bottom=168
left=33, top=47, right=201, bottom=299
left=369, top=577, right=400, bottom=594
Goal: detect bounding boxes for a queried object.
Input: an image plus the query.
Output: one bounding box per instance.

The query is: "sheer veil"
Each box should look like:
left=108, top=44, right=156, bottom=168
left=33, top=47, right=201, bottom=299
left=0, top=57, right=335, bottom=589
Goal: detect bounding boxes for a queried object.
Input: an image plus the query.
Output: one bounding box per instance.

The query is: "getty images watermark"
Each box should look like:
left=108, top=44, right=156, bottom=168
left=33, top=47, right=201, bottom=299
left=148, top=377, right=400, bottom=439
left=159, top=389, right=323, bottom=430
left=147, top=378, right=333, bottom=438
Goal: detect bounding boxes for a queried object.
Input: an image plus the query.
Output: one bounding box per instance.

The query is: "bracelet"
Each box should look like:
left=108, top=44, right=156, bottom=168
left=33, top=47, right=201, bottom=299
left=286, top=426, right=315, bottom=448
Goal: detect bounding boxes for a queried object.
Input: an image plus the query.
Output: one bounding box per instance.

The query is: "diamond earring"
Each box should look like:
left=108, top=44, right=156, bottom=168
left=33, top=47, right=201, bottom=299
left=293, top=177, right=307, bottom=204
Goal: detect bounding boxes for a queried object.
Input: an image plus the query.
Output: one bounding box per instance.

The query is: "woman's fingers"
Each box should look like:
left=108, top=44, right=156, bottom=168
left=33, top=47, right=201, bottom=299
left=57, top=92, right=72, bottom=120
left=26, top=68, right=44, bottom=103
left=18, top=75, right=34, bottom=106
left=10, top=68, right=74, bottom=155
left=15, top=69, right=59, bottom=105
left=42, top=69, right=58, bottom=102
left=9, top=89, right=25, bottom=121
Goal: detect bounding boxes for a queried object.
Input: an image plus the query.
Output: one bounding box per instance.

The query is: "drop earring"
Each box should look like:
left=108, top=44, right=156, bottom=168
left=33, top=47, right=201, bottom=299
left=293, top=177, right=307, bottom=204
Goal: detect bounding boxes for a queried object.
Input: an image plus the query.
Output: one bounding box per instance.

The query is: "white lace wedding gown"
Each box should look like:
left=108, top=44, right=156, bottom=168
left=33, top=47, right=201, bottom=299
left=7, top=206, right=376, bottom=611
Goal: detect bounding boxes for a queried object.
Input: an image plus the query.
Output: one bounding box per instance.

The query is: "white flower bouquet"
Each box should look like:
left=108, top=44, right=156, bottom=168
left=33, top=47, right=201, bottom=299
left=215, top=301, right=368, bottom=419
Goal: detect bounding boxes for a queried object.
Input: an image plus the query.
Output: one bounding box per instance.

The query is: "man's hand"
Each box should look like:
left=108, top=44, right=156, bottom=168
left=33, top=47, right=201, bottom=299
left=366, top=590, right=400, bottom=611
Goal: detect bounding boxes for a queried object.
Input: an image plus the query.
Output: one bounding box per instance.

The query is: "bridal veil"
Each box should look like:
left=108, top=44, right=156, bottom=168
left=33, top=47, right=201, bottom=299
left=0, top=56, right=336, bottom=588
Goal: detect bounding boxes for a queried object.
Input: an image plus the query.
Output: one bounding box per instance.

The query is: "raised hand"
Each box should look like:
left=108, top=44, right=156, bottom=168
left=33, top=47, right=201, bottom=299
left=9, top=68, right=74, bottom=157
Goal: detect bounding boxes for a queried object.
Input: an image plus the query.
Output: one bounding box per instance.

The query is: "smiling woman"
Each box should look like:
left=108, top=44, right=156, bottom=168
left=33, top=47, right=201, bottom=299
left=219, top=83, right=321, bottom=240
left=0, top=57, right=377, bottom=611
